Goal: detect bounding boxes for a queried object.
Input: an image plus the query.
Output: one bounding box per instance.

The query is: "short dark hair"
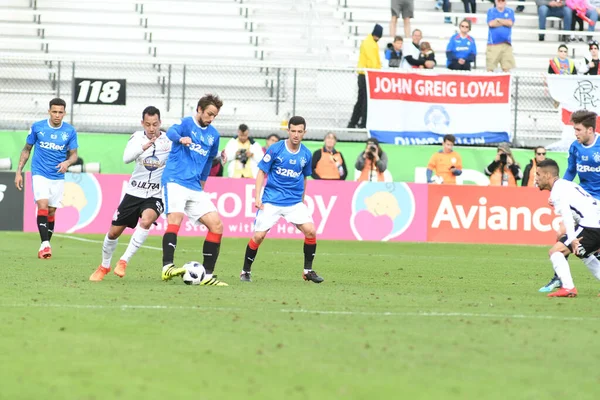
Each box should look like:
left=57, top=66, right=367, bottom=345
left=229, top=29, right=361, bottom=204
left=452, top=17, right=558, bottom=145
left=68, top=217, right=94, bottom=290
left=288, top=116, right=306, bottom=129
left=49, top=97, right=66, bottom=109
left=443, top=134, right=456, bottom=144
left=558, top=44, right=568, bottom=52
left=266, top=133, right=280, bottom=141
left=534, top=146, right=545, bottom=153
left=571, top=109, right=597, bottom=130
left=537, top=158, right=560, bottom=176
left=197, top=94, right=223, bottom=112
left=142, top=106, right=160, bottom=120
left=238, top=124, right=249, bottom=132
left=394, top=36, right=403, bottom=42
left=367, top=137, right=379, bottom=146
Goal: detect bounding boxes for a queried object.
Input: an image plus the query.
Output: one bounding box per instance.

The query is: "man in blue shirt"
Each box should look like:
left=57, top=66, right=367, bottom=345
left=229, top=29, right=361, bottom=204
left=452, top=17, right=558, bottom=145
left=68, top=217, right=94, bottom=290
left=486, top=0, right=516, bottom=72
left=239, top=116, right=324, bottom=283
left=160, top=94, right=227, bottom=286
left=446, top=19, right=477, bottom=70
left=14, top=98, right=79, bottom=259
left=540, top=110, right=600, bottom=292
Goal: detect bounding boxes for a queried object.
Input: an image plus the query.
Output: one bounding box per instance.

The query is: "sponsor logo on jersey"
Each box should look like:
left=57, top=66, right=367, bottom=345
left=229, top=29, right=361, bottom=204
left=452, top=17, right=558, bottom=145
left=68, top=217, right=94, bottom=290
left=39, top=141, right=65, bottom=150
left=277, top=156, right=284, bottom=163
left=189, top=143, right=209, bottom=156
left=263, top=154, right=271, bottom=162
left=143, top=155, right=162, bottom=171
left=131, top=180, right=161, bottom=190
left=582, top=155, right=589, bottom=161
left=275, top=167, right=301, bottom=178
left=577, top=164, right=600, bottom=173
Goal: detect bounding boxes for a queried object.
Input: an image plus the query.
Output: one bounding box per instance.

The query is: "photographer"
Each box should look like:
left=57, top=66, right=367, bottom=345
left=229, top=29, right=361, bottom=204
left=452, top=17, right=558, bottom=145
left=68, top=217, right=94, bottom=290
left=355, top=138, right=388, bottom=182
left=485, top=143, right=522, bottom=186
left=312, top=132, right=348, bottom=180
left=223, top=124, right=264, bottom=178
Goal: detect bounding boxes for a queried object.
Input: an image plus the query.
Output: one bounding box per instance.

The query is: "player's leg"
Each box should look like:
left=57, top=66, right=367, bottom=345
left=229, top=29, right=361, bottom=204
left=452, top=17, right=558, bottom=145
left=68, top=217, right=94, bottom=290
left=32, top=175, right=52, bottom=258
left=161, top=183, right=188, bottom=281
left=197, top=211, right=227, bottom=286
left=240, top=204, right=281, bottom=282
left=539, top=222, right=566, bottom=292
left=45, top=177, right=63, bottom=243
left=547, top=239, right=577, bottom=298
left=90, top=224, right=126, bottom=281
left=47, top=207, right=56, bottom=241
left=574, top=228, right=600, bottom=295
left=117, top=199, right=163, bottom=277
left=286, top=203, right=323, bottom=283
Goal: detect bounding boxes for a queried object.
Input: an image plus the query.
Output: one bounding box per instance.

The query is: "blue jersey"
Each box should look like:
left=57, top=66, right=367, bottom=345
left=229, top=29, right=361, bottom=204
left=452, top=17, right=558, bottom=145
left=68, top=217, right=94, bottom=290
left=487, top=7, right=514, bottom=45
left=26, top=119, right=78, bottom=180
left=446, top=34, right=477, bottom=66
left=258, top=140, right=312, bottom=206
left=162, top=116, right=220, bottom=191
left=564, top=135, right=600, bottom=200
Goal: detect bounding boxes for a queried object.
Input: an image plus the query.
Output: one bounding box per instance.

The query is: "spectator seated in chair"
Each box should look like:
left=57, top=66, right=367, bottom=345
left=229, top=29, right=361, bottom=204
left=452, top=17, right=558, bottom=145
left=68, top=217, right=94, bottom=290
left=548, top=44, right=577, bottom=74
left=536, top=0, right=573, bottom=42
left=446, top=19, right=477, bottom=70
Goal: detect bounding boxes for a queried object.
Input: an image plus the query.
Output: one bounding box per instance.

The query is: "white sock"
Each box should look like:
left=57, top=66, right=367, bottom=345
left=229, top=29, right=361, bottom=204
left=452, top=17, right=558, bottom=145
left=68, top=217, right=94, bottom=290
left=39, top=241, right=50, bottom=250
left=204, top=273, right=212, bottom=280
left=583, top=255, right=600, bottom=280
left=120, top=227, right=149, bottom=263
left=102, top=234, right=119, bottom=268
left=550, top=252, right=575, bottom=289
left=303, top=269, right=312, bottom=274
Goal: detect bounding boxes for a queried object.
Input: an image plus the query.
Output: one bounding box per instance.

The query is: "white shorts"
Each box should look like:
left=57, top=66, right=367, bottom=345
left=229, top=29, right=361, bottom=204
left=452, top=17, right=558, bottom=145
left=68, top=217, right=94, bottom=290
left=163, top=182, right=217, bottom=226
left=254, top=202, right=313, bottom=232
left=32, top=174, right=64, bottom=208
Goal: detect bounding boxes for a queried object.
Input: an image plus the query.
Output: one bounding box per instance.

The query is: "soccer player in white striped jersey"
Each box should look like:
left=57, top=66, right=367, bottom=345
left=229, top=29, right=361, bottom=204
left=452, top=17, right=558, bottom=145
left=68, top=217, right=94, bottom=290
left=536, top=158, right=600, bottom=298
left=90, top=106, right=170, bottom=281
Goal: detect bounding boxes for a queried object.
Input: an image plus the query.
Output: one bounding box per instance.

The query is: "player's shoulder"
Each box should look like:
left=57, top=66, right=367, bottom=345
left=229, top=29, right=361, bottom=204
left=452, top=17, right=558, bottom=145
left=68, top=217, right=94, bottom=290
left=31, top=119, right=47, bottom=129
left=61, top=121, right=77, bottom=133
left=130, top=130, right=145, bottom=139
left=206, top=124, right=221, bottom=138
left=300, top=143, right=312, bottom=156
left=269, top=140, right=285, bottom=153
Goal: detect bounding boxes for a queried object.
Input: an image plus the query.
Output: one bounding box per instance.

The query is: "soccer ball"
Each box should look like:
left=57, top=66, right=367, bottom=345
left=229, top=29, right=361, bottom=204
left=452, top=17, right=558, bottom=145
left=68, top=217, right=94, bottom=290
left=182, top=261, right=206, bottom=285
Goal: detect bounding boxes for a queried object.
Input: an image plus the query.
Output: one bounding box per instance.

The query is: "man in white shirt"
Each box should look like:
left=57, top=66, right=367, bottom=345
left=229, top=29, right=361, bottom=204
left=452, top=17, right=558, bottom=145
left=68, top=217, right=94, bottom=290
left=536, top=158, right=600, bottom=297
left=90, top=106, right=171, bottom=281
left=223, top=124, right=264, bottom=178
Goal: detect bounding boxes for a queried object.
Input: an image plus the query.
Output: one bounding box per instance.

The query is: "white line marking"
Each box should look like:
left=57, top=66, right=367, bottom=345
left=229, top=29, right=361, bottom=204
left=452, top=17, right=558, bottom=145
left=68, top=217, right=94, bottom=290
left=1, top=303, right=595, bottom=321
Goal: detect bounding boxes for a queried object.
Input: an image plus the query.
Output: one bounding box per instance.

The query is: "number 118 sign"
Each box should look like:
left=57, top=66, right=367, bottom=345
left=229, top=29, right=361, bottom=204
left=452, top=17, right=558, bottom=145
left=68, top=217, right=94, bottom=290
left=73, top=78, right=127, bottom=105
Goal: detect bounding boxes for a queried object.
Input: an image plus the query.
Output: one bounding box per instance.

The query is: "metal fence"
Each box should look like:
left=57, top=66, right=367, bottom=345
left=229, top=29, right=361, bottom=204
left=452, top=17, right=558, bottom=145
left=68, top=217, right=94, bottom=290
left=0, top=54, right=557, bottom=145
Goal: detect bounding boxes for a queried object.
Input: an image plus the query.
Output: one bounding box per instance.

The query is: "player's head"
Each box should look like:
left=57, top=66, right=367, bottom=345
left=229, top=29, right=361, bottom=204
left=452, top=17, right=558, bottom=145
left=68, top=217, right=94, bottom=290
left=237, top=123, right=249, bottom=143
left=557, top=44, right=568, bottom=60
left=443, top=134, right=455, bottom=153
left=287, top=116, right=306, bottom=146
left=196, top=94, right=223, bottom=127
left=324, top=132, right=337, bottom=150
left=141, top=106, right=161, bottom=137
left=265, top=133, right=280, bottom=150
left=571, top=109, right=597, bottom=144
left=534, top=146, right=546, bottom=163
left=48, top=97, right=66, bottom=127
left=535, top=158, right=560, bottom=191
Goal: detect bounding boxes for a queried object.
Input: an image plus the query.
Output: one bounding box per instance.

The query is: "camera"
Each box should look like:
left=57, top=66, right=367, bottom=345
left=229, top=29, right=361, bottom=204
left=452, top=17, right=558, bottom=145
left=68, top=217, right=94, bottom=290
left=500, top=153, right=507, bottom=164
left=368, top=145, right=377, bottom=152
left=236, top=149, right=249, bottom=165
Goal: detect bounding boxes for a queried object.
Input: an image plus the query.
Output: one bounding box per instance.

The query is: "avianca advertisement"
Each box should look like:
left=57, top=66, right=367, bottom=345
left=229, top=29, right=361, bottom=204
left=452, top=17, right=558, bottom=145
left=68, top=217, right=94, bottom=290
left=22, top=173, right=560, bottom=246
left=366, top=70, right=512, bottom=146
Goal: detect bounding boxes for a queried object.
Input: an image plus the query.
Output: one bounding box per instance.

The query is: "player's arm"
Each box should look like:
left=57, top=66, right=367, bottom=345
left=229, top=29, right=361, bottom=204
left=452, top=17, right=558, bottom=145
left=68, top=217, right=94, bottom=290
left=167, top=123, right=190, bottom=146
left=254, top=169, right=266, bottom=210
left=123, top=133, right=149, bottom=164
left=57, top=149, right=78, bottom=174
left=302, top=177, right=308, bottom=203
left=563, top=146, right=577, bottom=181
left=200, top=136, right=220, bottom=188
left=14, top=143, right=33, bottom=191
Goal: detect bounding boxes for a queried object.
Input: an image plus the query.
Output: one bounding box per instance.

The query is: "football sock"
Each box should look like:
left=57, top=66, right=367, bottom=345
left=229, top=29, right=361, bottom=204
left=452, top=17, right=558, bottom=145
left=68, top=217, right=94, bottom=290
left=102, top=234, right=119, bottom=268
left=203, top=232, right=222, bottom=275
left=37, top=209, right=49, bottom=243
left=550, top=252, right=575, bottom=289
left=583, top=255, right=600, bottom=280
left=121, top=226, right=149, bottom=263
left=243, top=239, right=260, bottom=272
left=162, top=224, right=179, bottom=266
left=303, top=237, right=317, bottom=270
left=48, top=215, right=55, bottom=241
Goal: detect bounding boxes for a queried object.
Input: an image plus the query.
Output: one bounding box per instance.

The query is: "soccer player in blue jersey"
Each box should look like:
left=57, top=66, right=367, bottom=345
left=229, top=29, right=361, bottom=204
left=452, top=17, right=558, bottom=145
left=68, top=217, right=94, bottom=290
left=239, top=116, right=324, bottom=283
left=14, top=98, right=79, bottom=259
left=539, top=110, right=600, bottom=292
left=160, top=94, right=227, bottom=286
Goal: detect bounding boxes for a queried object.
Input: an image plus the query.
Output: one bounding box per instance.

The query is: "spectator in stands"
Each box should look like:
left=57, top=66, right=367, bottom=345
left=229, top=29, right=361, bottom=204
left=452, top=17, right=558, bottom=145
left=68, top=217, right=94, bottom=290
left=536, top=0, right=573, bottom=42
left=485, top=143, right=522, bottom=186
left=463, top=0, right=477, bottom=14
left=578, top=39, right=600, bottom=74
left=548, top=44, right=577, bottom=74
left=390, top=0, right=414, bottom=39
left=426, top=134, right=463, bottom=184
left=355, top=138, right=389, bottom=182
left=418, top=42, right=436, bottom=69
left=566, top=0, right=598, bottom=40
left=402, top=29, right=435, bottom=69
left=223, top=124, right=264, bottom=178
left=486, top=0, right=516, bottom=72
left=517, top=0, right=526, bottom=12
left=348, top=24, right=382, bottom=129
left=521, top=146, right=547, bottom=186
left=385, top=36, right=403, bottom=68
left=262, top=133, right=280, bottom=154
left=311, top=132, right=348, bottom=180
left=446, top=19, right=477, bottom=70
left=591, top=0, right=600, bottom=14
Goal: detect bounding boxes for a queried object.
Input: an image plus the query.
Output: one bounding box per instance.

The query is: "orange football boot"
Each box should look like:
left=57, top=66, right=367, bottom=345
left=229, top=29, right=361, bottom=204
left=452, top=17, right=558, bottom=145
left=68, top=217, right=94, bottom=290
left=548, top=287, right=578, bottom=298
left=89, top=266, right=110, bottom=281
left=114, top=260, right=127, bottom=278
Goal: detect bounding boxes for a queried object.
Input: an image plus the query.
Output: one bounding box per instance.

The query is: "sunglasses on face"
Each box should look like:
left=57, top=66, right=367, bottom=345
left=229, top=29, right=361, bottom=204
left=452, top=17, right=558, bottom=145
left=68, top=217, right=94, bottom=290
left=460, top=24, right=469, bottom=28
left=537, top=152, right=546, bottom=156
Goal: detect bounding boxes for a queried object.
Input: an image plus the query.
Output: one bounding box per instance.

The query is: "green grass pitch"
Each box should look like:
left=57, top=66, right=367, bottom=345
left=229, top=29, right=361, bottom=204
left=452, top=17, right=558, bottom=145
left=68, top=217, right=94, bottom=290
left=1, top=232, right=600, bottom=400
